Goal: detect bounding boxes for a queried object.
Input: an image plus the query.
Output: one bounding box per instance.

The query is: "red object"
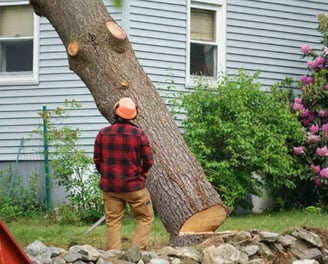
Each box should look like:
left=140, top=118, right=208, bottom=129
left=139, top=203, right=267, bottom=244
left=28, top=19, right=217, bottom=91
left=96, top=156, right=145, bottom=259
left=0, top=220, right=32, bottom=264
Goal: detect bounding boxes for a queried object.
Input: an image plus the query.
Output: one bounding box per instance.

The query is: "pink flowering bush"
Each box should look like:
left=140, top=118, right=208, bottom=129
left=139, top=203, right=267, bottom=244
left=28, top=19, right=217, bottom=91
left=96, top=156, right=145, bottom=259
left=291, top=13, right=328, bottom=207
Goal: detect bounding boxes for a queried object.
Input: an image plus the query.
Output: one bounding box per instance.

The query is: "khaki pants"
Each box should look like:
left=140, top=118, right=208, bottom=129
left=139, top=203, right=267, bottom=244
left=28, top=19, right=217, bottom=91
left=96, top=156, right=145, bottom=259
left=102, top=188, right=154, bottom=250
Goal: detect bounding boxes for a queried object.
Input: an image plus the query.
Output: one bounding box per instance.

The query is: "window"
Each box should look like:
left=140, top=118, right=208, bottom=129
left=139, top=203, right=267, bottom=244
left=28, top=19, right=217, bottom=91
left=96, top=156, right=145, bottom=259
left=189, top=1, right=226, bottom=82
left=0, top=3, right=39, bottom=84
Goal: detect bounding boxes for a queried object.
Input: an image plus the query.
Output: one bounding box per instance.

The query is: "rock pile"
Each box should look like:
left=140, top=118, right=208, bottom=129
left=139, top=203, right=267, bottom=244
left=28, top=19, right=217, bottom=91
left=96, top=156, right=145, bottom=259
left=25, top=226, right=328, bottom=264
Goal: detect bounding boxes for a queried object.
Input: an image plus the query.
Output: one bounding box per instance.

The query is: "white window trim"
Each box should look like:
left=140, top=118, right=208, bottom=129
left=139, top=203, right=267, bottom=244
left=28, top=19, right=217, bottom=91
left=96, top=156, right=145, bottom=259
left=0, top=1, right=40, bottom=85
left=186, top=0, right=226, bottom=87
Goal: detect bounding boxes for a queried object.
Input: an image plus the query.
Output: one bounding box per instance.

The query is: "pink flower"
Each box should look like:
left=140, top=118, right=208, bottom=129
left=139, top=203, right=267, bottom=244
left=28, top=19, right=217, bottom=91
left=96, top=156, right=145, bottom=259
left=293, top=98, right=304, bottom=112
left=307, top=134, right=321, bottom=143
left=293, top=146, right=304, bottom=155
left=309, top=124, right=320, bottom=134
left=306, top=76, right=314, bottom=85
left=311, top=164, right=321, bottom=174
left=308, top=113, right=315, bottom=122
left=322, top=124, right=328, bottom=133
left=300, top=109, right=311, bottom=118
left=294, top=97, right=303, bottom=104
left=302, top=119, right=310, bottom=126
left=293, top=103, right=305, bottom=112
left=301, top=114, right=315, bottom=126
left=316, top=146, right=328, bottom=157
left=301, top=44, right=312, bottom=55
left=315, top=177, right=323, bottom=186
left=300, top=75, right=308, bottom=83
left=300, top=75, right=314, bottom=86
left=307, top=60, right=316, bottom=68
left=320, top=168, right=328, bottom=178
left=325, top=84, right=328, bottom=90
left=307, top=56, right=325, bottom=69
left=318, top=109, right=327, bottom=118
left=324, top=47, right=328, bottom=55
left=316, top=56, right=325, bottom=68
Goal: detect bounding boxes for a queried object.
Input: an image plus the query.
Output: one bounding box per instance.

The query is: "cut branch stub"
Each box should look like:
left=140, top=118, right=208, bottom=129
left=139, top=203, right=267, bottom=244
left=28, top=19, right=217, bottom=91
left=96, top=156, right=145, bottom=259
left=67, top=40, right=80, bottom=57
left=106, top=21, right=126, bottom=40
left=120, top=80, right=129, bottom=89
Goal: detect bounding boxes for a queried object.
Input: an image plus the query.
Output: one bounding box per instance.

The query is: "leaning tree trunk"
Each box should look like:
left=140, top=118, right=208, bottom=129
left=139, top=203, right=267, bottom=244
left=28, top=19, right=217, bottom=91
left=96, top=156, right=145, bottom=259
left=30, top=0, right=229, bottom=244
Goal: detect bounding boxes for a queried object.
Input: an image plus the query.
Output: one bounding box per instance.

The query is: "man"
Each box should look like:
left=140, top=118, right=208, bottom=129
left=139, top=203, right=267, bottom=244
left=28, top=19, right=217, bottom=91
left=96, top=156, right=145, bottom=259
left=93, top=97, right=154, bottom=251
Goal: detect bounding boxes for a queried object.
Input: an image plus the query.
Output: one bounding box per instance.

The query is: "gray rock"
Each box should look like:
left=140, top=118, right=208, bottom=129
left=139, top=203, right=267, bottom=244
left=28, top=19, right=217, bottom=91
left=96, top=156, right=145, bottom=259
left=70, top=244, right=100, bottom=261
left=292, top=228, right=323, bottom=248
left=23, top=227, right=328, bottom=264
left=96, top=258, right=114, bottom=264
left=221, top=231, right=252, bottom=245
left=278, top=234, right=297, bottom=246
left=51, top=256, right=66, bottom=264
left=116, top=260, right=135, bottom=264
left=322, top=254, right=328, bottom=264
left=290, top=240, right=322, bottom=260
left=271, top=241, right=285, bottom=252
left=98, top=249, right=120, bottom=259
left=258, top=242, right=274, bottom=260
left=49, top=246, right=66, bottom=258
left=239, top=252, right=249, bottom=264
left=170, top=258, right=182, bottom=264
left=248, top=259, right=265, bottom=264
left=120, top=245, right=142, bottom=262
left=29, top=256, right=43, bottom=264
left=141, top=251, right=159, bottom=264
left=63, top=251, right=82, bottom=262
left=149, top=258, right=170, bottom=264
left=175, top=247, right=201, bottom=262
left=292, top=260, right=320, bottom=264
left=259, top=231, right=279, bottom=242
left=242, top=245, right=259, bottom=256
left=202, top=244, right=241, bottom=264
left=25, top=240, right=52, bottom=264
left=200, top=235, right=224, bottom=247
left=159, top=246, right=201, bottom=263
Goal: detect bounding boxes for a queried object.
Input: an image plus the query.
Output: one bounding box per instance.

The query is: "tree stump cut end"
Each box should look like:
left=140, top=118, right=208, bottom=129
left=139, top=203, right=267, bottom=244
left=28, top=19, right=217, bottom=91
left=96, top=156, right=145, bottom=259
left=178, top=204, right=227, bottom=235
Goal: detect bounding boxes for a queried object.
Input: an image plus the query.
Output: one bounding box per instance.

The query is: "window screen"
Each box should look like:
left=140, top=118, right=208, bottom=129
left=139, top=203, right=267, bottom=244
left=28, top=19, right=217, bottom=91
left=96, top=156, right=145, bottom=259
left=0, top=5, right=34, bottom=73
left=190, top=8, right=217, bottom=77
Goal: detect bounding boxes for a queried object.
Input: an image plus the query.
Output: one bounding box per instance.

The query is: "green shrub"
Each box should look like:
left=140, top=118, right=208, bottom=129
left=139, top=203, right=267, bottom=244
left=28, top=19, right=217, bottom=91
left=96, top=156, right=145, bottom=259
left=34, top=100, right=103, bottom=221
left=0, top=166, right=45, bottom=221
left=177, top=70, right=304, bottom=209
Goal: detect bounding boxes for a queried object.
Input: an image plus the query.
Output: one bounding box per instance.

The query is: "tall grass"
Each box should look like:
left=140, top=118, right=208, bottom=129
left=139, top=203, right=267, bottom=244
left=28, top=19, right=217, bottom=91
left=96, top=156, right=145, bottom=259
left=5, top=210, right=328, bottom=250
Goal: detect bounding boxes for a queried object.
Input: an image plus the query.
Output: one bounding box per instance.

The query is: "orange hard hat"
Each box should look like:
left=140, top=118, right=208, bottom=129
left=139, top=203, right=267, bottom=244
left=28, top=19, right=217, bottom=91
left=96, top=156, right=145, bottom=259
left=114, top=97, right=137, bottom=120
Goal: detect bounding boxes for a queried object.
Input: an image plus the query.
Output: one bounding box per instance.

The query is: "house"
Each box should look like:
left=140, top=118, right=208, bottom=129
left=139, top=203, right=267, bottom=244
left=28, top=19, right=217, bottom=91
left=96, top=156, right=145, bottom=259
left=0, top=0, right=327, bottom=204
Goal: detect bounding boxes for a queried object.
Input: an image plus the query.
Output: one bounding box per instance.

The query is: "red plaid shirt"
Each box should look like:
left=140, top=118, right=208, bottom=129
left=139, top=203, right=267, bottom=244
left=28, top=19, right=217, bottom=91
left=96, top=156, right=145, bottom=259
left=93, top=121, right=154, bottom=192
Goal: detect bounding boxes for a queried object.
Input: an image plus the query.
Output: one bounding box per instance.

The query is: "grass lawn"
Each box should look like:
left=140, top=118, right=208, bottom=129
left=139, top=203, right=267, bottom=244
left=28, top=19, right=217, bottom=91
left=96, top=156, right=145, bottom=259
left=5, top=210, right=328, bottom=251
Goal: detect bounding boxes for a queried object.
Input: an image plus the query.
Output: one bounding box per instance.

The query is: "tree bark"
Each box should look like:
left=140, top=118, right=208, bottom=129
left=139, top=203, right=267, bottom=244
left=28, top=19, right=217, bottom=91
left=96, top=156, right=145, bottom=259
left=29, top=0, right=229, bottom=240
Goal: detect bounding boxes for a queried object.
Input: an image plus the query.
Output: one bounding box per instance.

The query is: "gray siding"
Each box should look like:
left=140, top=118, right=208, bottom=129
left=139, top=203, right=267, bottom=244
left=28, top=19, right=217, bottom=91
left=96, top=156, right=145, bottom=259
left=1, top=0, right=328, bottom=163
left=0, top=0, right=187, bottom=161
left=128, top=0, right=187, bottom=92
left=226, top=0, right=328, bottom=89
left=127, top=0, right=188, bottom=128
left=0, top=1, right=121, bottom=160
